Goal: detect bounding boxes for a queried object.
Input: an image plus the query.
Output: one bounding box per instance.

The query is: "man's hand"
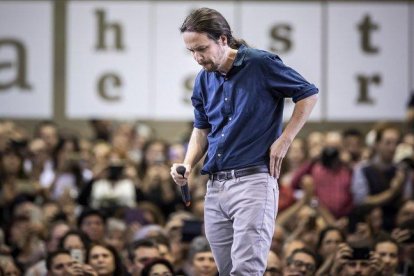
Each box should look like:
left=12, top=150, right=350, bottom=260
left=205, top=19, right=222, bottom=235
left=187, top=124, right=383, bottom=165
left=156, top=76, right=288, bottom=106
left=269, top=137, right=291, bottom=178
left=369, top=252, right=384, bottom=276
left=391, top=227, right=412, bottom=243
left=331, top=243, right=352, bottom=274
left=170, top=163, right=191, bottom=186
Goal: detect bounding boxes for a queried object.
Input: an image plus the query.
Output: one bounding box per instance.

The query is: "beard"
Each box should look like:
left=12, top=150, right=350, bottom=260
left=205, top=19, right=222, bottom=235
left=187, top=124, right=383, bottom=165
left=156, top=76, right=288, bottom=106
left=201, top=61, right=218, bottom=72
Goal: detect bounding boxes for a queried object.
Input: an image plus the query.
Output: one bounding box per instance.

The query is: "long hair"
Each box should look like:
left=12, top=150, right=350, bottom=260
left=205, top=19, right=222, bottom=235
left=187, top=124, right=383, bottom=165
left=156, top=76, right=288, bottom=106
left=180, top=7, right=248, bottom=49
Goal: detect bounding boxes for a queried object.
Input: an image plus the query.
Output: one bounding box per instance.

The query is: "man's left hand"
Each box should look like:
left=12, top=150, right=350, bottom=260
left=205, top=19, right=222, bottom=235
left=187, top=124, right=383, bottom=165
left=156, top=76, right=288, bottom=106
left=269, top=137, right=291, bottom=178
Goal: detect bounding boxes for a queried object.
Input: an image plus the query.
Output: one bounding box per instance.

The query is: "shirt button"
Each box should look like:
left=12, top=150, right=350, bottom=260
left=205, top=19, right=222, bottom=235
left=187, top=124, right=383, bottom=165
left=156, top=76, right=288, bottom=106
left=221, top=134, right=224, bottom=137
left=229, top=117, right=232, bottom=121
left=218, top=154, right=222, bottom=157
left=224, top=98, right=228, bottom=101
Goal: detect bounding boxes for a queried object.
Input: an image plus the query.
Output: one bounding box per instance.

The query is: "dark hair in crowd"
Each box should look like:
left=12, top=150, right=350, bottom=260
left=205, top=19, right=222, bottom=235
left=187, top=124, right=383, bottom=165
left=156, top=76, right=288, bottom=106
left=141, top=258, right=176, bottom=276
left=59, top=229, right=91, bottom=250
left=77, top=208, right=106, bottom=228
left=316, top=226, right=345, bottom=251
left=128, top=238, right=159, bottom=262
left=374, top=125, right=401, bottom=144
left=373, top=235, right=400, bottom=252
left=187, top=236, right=212, bottom=261
left=180, top=7, right=248, bottom=49
left=46, top=249, right=71, bottom=271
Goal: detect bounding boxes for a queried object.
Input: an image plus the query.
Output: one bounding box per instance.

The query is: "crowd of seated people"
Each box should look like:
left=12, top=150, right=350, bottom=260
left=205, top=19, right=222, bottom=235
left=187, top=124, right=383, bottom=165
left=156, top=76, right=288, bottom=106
left=0, top=119, right=413, bottom=275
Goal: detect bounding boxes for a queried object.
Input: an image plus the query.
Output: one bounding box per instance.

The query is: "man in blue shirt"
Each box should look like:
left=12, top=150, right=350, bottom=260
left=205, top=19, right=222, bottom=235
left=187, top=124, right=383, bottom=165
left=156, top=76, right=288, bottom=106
left=170, top=7, right=318, bottom=275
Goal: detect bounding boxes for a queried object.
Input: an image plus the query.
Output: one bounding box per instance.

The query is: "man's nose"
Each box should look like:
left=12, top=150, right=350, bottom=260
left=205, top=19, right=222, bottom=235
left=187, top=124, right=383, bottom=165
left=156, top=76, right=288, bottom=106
left=193, top=52, right=202, bottom=62
left=383, top=255, right=391, bottom=264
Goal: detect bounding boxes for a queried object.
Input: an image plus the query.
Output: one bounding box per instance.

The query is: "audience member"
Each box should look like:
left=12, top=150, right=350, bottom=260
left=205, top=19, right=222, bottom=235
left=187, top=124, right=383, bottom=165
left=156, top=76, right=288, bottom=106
left=128, top=239, right=161, bottom=276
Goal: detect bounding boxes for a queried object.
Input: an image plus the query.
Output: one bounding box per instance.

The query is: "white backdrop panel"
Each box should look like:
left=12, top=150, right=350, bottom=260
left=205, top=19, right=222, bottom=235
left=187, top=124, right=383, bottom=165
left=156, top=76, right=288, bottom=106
left=67, top=1, right=151, bottom=119
left=327, top=2, right=409, bottom=121
left=0, top=1, right=52, bottom=118
left=240, top=2, right=322, bottom=121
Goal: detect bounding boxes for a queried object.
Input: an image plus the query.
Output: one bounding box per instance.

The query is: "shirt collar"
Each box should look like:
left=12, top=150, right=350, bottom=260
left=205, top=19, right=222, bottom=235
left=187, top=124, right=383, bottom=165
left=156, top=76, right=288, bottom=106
left=233, top=45, right=247, bottom=67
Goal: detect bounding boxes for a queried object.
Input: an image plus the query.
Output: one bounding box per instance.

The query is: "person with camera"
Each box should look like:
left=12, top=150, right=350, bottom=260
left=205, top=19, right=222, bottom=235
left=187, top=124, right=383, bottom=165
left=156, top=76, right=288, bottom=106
left=290, top=131, right=354, bottom=219
left=77, top=149, right=139, bottom=212
left=330, top=243, right=384, bottom=276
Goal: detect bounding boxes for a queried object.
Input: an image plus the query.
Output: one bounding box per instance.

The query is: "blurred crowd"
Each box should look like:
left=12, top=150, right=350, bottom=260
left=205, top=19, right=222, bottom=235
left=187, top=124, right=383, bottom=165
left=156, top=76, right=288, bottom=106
left=0, top=113, right=413, bottom=275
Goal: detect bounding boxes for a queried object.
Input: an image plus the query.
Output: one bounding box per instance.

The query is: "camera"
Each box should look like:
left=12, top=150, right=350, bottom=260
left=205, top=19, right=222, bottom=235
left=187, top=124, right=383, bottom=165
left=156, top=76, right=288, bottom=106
left=71, top=249, right=84, bottom=264
left=350, top=247, right=371, bottom=260
left=108, top=164, right=124, bottom=181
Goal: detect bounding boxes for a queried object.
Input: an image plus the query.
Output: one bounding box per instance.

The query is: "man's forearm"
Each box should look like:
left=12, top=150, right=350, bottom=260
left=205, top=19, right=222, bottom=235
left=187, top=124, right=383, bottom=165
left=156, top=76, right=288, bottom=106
left=183, top=127, right=209, bottom=167
left=279, top=94, right=318, bottom=143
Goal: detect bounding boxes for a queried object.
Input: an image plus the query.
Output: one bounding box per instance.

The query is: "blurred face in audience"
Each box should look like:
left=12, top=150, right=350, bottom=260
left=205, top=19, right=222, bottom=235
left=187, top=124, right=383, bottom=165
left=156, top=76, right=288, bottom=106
left=49, top=253, right=73, bottom=276
left=375, top=241, right=398, bottom=275
left=284, top=252, right=316, bottom=276
left=1, top=151, right=21, bottom=176
left=158, top=244, right=174, bottom=264
left=282, top=240, right=305, bottom=261
left=286, top=139, right=306, bottom=168
left=376, top=128, right=400, bottom=163
left=47, top=223, right=70, bottom=253
left=29, top=138, right=49, bottom=165
left=265, top=251, right=282, bottom=276
left=192, top=251, right=217, bottom=276
left=307, top=131, right=325, bottom=159
left=42, top=202, right=60, bottom=224
left=133, top=246, right=160, bottom=275
left=145, top=142, right=167, bottom=165
left=2, top=258, right=21, bottom=276
left=169, top=143, right=186, bottom=164
left=92, top=143, right=111, bottom=166
left=396, top=200, right=414, bottom=227
left=402, top=132, right=414, bottom=147
left=0, top=125, right=7, bottom=151
left=63, top=234, right=85, bottom=251
left=39, top=125, right=59, bottom=153
left=366, top=207, right=383, bottom=234
left=342, top=260, right=371, bottom=276
left=80, top=215, right=105, bottom=242
left=343, top=135, right=363, bottom=162
left=112, top=132, right=130, bottom=154
left=319, top=229, right=343, bottom=258
left=105, top=229, right=125, bottom=252
left=88, top=245, right=116, bottom=276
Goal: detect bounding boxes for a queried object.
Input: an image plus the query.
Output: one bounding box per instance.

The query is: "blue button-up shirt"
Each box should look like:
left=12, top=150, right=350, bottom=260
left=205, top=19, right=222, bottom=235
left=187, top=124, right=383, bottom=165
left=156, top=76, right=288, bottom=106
left=192, top=45, right=318, bottom=174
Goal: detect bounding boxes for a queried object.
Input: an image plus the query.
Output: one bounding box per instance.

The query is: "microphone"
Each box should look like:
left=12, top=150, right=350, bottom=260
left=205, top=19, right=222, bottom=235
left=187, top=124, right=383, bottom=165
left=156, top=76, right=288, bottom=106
left=176, top=166, right=191, bottom=207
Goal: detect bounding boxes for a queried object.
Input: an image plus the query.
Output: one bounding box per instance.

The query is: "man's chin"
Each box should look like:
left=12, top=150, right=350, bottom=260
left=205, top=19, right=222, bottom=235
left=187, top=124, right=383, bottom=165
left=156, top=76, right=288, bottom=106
left=201, top=64, right=216, bottom=72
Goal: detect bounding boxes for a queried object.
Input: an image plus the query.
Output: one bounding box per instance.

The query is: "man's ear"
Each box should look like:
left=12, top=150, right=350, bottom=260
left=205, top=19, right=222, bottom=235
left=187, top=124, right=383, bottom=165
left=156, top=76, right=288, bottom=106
left=219, top=35, right=228, bottom=46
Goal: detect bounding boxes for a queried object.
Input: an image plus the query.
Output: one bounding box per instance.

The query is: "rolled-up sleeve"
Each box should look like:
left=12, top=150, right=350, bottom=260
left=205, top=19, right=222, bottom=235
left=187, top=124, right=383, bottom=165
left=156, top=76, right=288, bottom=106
left=264, top=55, right=319, bottom=103
left=191, top=74, right=210, bottom=129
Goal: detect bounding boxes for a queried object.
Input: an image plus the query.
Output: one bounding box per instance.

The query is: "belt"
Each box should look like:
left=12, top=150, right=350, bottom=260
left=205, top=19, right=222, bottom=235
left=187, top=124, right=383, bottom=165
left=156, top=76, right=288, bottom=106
left=209, top=165, right=269, bottom=181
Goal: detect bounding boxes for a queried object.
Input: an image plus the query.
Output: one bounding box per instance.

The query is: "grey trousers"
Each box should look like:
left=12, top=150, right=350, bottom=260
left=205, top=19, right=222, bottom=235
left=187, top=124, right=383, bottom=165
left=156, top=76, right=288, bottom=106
left=204, top=172, right=279, bottom=276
